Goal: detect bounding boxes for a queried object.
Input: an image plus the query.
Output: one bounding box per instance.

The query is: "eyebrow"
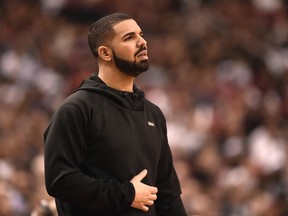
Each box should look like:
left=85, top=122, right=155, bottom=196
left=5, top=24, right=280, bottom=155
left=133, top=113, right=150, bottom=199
left=122, top=30, right=143, bottom=39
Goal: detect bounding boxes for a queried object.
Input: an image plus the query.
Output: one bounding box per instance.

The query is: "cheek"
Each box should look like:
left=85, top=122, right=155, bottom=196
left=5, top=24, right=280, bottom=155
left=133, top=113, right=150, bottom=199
left=114, top=45, right=136, bottom=59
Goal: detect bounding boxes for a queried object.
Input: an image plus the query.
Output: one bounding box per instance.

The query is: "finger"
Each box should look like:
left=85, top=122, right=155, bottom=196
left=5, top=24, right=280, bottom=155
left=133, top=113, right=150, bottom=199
left=134, top=169, right=147, bottom=181
left=146, top=200, right=154, bottom=206
left=149, top=193, right=157, bottom=201
left=149, top=186, right=158, bottom=194
left=142, top=205, right=149, bottom=212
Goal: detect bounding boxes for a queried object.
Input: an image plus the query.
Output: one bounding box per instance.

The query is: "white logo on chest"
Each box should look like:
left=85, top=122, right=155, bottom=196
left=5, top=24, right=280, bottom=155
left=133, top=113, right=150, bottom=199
left=147, top=121, right=155, bottom=127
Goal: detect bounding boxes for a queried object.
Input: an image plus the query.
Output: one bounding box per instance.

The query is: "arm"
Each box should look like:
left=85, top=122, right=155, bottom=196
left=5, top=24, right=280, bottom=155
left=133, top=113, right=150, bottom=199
left=44, top=101, right=134, bottom=211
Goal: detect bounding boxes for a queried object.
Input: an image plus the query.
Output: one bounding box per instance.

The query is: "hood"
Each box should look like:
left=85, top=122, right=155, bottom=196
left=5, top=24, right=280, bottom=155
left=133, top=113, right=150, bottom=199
left=77, top=74, right=145, bottom=111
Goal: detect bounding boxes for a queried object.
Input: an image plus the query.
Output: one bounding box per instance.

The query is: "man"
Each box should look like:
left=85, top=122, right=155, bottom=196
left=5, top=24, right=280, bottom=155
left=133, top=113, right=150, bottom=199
left=44, top=13, right=187, bottom=216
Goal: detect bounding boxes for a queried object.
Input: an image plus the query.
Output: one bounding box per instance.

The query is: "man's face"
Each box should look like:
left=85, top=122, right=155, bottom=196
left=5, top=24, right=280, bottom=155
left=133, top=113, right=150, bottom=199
left=110, top=19, right=149, bottom=77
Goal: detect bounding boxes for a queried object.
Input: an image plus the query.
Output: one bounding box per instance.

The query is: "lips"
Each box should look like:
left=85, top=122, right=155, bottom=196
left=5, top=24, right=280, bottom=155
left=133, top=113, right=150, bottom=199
left=135, top=47, right=148, bottom=57
left=137, top=50, right=148, bottom=57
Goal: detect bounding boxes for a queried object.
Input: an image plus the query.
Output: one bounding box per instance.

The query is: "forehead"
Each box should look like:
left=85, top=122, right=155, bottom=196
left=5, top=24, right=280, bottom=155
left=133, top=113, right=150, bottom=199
left=112, top=19, right=141, bottom=36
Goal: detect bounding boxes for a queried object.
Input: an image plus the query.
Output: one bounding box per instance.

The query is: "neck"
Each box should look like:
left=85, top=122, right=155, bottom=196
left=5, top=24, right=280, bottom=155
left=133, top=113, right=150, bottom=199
left=98, top=66, right=135, bottom=92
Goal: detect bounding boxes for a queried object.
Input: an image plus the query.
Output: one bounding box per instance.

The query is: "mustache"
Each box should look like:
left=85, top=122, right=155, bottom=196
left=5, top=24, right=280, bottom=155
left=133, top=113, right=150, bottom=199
left=134, top=46, right=147, bottom=56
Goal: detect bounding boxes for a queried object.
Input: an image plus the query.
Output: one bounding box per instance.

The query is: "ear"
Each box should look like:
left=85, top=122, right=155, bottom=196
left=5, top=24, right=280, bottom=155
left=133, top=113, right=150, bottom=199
left=98, top=46, right=112, bottom=61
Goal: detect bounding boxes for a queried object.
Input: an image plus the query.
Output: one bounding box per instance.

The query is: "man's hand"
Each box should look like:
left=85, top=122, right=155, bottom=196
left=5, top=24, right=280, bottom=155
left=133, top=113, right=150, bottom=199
left=130, top=169, right=158, bottom=212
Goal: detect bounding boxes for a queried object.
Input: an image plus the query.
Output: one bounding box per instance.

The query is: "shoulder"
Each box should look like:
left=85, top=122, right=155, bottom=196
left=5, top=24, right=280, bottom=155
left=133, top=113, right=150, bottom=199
left=62, top=90, right=104, bottom=107
left=54, top=90, right=105, bottom=118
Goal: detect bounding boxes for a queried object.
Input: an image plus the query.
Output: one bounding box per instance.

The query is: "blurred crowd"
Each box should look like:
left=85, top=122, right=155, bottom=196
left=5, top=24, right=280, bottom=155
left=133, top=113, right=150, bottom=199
left=1, top=0, right=288, bottom=215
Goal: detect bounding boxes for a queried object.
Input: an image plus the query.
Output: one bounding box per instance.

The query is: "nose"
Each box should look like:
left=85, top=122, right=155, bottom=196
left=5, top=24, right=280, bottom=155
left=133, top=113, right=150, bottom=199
left=137, top=36, right=147, bottom=48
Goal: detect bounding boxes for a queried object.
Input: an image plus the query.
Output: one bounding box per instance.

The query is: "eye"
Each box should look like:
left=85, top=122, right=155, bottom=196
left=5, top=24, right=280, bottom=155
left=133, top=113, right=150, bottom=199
left=124, top=34, right=136, bottom=41
left=124, top=35, right=133, bottom=41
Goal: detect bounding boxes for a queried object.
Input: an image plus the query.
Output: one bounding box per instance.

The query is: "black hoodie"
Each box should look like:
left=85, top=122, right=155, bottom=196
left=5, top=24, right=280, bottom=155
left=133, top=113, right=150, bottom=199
left=44, top=74, right=187, bottom=216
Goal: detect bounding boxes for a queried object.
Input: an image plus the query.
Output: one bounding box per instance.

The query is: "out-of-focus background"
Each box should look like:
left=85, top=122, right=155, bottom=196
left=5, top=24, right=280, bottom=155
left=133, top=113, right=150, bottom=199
left=1, top=0, right=288, bottom=215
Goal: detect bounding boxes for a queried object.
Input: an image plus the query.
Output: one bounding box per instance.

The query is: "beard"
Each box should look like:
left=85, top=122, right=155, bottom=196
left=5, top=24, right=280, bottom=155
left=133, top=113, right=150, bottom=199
left=112, top=49, right=149, bottom=77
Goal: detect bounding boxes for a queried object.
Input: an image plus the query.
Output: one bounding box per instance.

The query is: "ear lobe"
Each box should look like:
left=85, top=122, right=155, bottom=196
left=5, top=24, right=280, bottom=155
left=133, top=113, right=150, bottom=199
left=98, top=46, right=111, bottom=61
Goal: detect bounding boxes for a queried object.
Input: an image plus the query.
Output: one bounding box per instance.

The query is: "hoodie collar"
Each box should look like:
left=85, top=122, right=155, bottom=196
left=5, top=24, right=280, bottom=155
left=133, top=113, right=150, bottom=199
left=78, top=74, right=145, bottom=111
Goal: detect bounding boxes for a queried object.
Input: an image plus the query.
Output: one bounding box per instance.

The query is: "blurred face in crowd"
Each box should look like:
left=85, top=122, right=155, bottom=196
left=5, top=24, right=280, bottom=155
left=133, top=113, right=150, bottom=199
left=110, top=19, right=149, bottom=77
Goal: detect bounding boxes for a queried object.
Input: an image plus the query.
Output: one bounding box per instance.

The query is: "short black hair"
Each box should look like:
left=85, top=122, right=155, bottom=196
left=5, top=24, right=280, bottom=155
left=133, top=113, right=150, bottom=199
left=88, top=13, right=132, bottom=58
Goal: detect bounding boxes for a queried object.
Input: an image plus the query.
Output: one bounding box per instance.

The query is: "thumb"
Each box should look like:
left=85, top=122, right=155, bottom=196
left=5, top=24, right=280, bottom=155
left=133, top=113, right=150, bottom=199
left=131, top=169, right=148, bottom=182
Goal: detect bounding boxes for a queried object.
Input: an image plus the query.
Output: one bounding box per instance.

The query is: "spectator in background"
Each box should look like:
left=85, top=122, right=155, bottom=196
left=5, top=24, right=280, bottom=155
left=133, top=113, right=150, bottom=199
left=31, top=200, right=57, bottom=216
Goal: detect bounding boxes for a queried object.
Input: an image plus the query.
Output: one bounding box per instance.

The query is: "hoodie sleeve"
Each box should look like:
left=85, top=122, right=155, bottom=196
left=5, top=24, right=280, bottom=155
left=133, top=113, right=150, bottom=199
left=44, top=99, right=135, bottom=211
left=155, top=109, right=187, bottom=216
